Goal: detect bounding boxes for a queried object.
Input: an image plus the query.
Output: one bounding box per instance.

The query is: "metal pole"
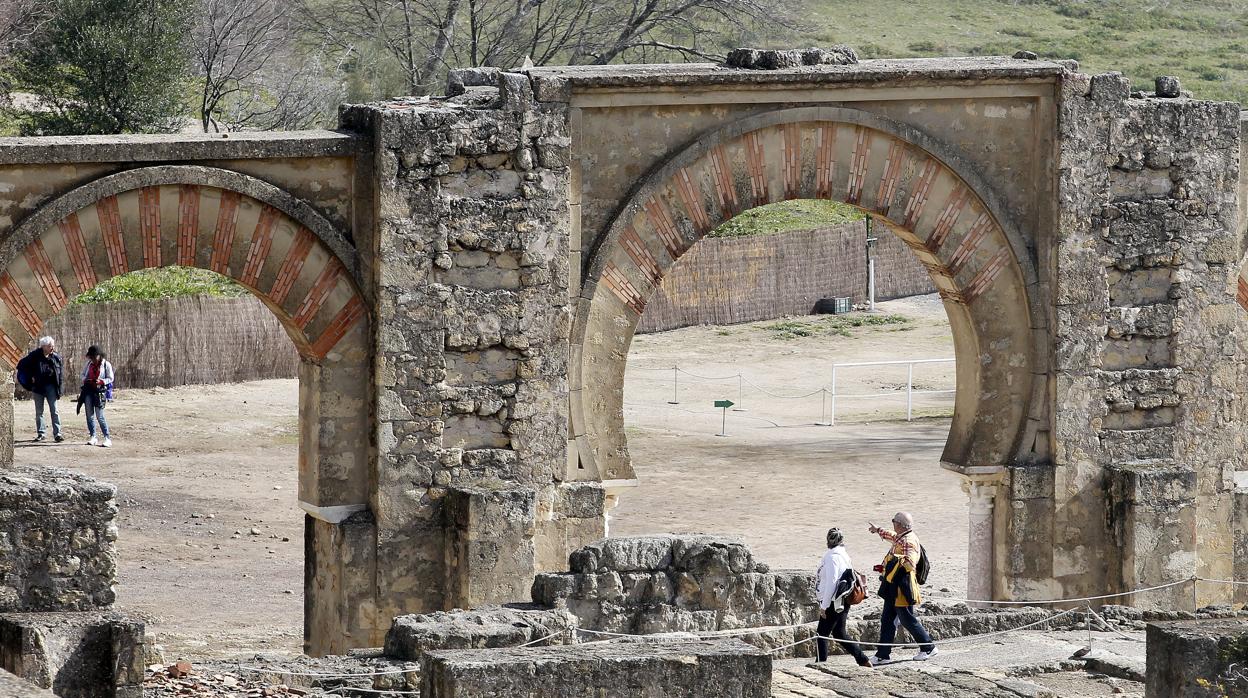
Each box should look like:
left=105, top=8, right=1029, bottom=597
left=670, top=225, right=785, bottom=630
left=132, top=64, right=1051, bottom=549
left=906, top=362, right=914, bottom=421
left=868, top=257, right=876, bottom=312
left=829, top=365, right=838, bottom=426
left=668, top=365, right=679, bottom=404
left=717, top=406, right=728, bottom=437
left=733, top=374, right=746, bottom=411
left=815, top=388, right=830, bottom=426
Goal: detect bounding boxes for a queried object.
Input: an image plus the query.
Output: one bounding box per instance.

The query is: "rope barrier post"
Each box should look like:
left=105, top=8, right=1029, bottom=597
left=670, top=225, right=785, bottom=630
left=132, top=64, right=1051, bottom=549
left=906, top=362, right=914, bottom=421
left=828, top=364, right=838, bottom=426
left=815, top=388, right=831, bottom=426
left=1192, top=575, right=1199, bottom=613
left=733, top=374, right=746, bottom=411
left=668, top=365, right=679, bottom=404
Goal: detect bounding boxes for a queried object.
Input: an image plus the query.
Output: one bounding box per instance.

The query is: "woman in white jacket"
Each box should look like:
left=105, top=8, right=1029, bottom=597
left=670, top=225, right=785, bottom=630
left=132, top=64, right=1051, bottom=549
left=814, top=527, right=870, bottom=666
left=78, top=345, right=114, bottom=447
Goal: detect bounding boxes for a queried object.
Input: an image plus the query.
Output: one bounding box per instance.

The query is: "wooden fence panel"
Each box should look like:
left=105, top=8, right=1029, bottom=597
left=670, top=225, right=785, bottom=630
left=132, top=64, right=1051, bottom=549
left=637, top=224, right=934, bottom=333
left=35, top=296, right=298, bottom=390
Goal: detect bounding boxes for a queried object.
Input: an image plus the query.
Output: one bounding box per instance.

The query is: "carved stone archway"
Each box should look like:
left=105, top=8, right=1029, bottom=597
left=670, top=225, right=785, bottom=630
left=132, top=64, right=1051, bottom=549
left=0, top=165, right=374, bottom=655
left=572, top=107, right=1044, bottom=602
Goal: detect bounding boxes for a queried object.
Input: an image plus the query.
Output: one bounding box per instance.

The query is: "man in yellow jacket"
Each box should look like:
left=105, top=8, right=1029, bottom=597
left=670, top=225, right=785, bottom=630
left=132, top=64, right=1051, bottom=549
left=867, top=512, right=936, bottom=665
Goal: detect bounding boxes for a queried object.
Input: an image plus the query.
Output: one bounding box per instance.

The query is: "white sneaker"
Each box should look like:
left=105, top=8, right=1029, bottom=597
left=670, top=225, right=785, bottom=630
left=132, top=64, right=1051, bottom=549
left=101, top=437, right=111, bottom=448
left=87, top=436, right=97, bottom=446
left=870, top=656, right=895, bottom=666
left=913, top=647, right=938, bottom=661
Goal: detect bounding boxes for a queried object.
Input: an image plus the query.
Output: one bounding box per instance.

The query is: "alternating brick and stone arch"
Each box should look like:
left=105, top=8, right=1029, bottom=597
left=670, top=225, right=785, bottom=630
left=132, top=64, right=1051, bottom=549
left=0, top=165, right=366, bottom=365
left=573, top=107, right=1042, bottom=490
left=0, top=164, right=374, bottom=654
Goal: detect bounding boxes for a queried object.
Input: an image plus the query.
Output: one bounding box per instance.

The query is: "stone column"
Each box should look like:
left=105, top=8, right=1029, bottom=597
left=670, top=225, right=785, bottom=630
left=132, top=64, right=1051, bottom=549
left=960, top=475, right=1001, bottom=607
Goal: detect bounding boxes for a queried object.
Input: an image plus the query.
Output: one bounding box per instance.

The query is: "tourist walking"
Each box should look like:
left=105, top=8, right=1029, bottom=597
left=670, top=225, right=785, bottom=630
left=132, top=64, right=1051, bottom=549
left=815, top=527, right=872, bottom=667
left=76, top=345, right=113, bottom=447
left=16, top=336, right=64, bottom=442
left=867, top=512, right=936, bottom=665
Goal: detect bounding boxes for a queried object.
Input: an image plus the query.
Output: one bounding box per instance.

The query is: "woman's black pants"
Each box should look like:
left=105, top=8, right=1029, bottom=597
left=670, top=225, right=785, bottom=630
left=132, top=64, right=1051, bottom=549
left=816, top=605, right=868, bottom=663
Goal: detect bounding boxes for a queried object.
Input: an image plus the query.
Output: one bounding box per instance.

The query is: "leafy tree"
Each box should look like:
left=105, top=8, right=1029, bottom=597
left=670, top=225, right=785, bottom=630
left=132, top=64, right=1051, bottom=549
left=11, top=0, right=193, bottom=135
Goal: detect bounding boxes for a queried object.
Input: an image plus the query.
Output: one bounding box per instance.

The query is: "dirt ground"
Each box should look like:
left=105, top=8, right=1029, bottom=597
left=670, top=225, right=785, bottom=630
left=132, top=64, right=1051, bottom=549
left=613, top=294, right=964, bottom=585
left=13, top=380, right=304, bottom=658
left=13, top=295, right=962, bottom=661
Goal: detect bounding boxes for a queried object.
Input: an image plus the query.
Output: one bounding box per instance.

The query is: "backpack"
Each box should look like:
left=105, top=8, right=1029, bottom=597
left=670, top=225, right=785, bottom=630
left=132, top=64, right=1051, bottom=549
left=915, top=546, right=930, bottom=586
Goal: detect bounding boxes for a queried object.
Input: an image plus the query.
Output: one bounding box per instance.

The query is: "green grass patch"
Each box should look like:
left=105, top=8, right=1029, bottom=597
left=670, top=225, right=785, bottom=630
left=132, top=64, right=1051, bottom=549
left=787, top=0, right=1248, bottom=106
left=70, top=267, right=248, bottom=306
left=709, top=199, right=865, bottom=238
left=762, top=313, right=910, bottom=340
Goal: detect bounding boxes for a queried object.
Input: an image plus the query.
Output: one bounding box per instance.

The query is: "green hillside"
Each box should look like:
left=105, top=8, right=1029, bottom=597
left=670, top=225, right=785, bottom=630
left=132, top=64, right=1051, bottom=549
left=785, top=0, right=1248, bottom=103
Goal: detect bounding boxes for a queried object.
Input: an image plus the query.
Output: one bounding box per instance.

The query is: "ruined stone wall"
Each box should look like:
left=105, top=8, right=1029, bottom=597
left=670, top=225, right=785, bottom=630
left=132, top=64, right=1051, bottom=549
left=0, top=467, right=116, bottom=613
left=341, top=70, right=600, bottom=623
left=1047, top=73, right=1242, bottom=606
left=531, top=536, right=817, bottom=633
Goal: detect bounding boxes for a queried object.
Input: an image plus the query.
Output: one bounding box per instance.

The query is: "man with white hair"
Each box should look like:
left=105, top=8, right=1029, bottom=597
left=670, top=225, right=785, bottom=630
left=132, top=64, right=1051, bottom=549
left=867, top=511, right=935, bottom=665
left=16, top=336, right=64, bottom=443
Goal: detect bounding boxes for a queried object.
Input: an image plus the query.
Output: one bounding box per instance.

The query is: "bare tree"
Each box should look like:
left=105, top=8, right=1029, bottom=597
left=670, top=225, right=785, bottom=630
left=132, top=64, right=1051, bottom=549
left=297, top=0, right=463, bottom=96
left=296, top=0, right=782, bottom=97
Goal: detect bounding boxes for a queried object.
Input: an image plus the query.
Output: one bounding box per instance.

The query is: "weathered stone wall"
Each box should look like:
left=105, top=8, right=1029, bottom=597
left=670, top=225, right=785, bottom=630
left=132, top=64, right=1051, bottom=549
left=1045, top=72, right=1242, bottom=607
left=532, top=536, right=817, bottom=633
left=340, top=70, right=599, bottom=628
left=0, top=467, right=116, bottom=613
left=0, top=611, right=145, bottom=698
left=385, top=605, right=577, bottom=660
left=635, top=223, right=935, bottom=333
left=421, top=639, right=772, bottom=698
left=1145, top=618, right=1248, bottom=697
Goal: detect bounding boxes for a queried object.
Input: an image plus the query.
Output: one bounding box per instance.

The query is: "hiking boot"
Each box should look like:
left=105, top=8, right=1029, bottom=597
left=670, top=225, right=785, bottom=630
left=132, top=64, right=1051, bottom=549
left=87, top=436, right=97, bottom=446
left=913, top=648, right=938, bottom=661
left=101, top=437, right=112, bottom=448
left=855, top=656, right=873, bottom=668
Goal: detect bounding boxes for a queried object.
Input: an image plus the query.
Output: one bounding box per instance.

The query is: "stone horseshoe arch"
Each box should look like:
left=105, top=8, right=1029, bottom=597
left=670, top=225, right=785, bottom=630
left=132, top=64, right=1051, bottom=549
left=574, top=106, right=1043, bottom=483
left=0, top=165, right=374, bottom=654
left=0, top=165, right=366, bottom=364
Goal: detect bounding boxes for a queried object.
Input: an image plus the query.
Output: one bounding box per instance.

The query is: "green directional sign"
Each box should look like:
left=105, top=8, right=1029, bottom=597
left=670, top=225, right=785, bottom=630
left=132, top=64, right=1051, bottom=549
left=714, top=399, right=734, bottom=409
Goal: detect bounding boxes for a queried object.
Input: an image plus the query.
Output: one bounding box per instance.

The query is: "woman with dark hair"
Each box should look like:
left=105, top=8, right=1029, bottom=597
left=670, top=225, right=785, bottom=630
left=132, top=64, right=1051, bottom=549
left=814, top=527, right=870, bottom=667
left=77, top=345, right=113, bottom=447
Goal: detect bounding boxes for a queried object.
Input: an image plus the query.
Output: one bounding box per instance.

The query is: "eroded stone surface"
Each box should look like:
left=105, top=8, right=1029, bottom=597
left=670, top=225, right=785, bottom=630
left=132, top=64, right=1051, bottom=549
left=422, top=639, right=771, bottom=697
left=534, top=535, right=816, bottom=634
left=385, top=605, right=578, bottom=660
left=0, top=611, right=144, bottom=698
left=0, top=467, right=116, bottom=613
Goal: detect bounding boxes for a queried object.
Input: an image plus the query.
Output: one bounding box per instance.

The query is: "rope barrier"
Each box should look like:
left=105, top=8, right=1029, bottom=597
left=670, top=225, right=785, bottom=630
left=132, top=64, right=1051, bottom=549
left=517, top=630, right=568, bottom=647
left=1083, top=605, right=1146, bottom=643
left=763, top=606, right=1084, bottom=654
left=328, top=688, right=419, bottom=696
left=234, top=664, right=419, bottom=679
left=740, top=376, right=828, bottom=399
left=675, top=367, right=741, bottom=381
left=1198, top=576, right=1248, bottom=587
left=924, top=577, right=1195, bottom=606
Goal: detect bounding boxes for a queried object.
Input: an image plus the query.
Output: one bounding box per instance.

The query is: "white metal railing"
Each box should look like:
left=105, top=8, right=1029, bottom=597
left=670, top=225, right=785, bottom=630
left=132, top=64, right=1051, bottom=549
left=828, top=358, right=955, bottom=425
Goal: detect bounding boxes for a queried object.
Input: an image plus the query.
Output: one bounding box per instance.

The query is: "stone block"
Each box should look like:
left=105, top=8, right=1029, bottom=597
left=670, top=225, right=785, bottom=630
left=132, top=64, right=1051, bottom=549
left=0, top=612, right=145, bottom=698
left=445, top=486, right=537, bottom=607
left=1236, top=489, right=1248, bottom=606
left=1145, top=619, right=1248, bottom=697
left=1107, top=464, right=1197, bottom=609
left=0, top=467, right=117, bottom=614
left=0, top=669, right=52, bottom=697
left=421, top=639, right=771, bottom=697
left=384, top=605, right=578, bottom=660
